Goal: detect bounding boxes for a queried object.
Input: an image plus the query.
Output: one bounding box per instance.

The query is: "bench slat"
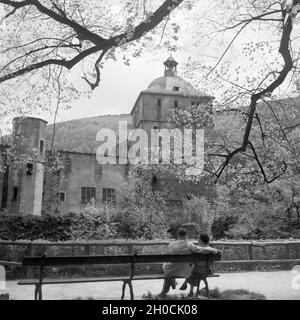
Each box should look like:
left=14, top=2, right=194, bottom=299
left=22, top=253, right=220, bottom=267
left=18, top=274, right=220, bottom=286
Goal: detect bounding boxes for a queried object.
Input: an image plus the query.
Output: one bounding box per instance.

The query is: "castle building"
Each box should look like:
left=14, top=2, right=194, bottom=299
left=0, top=57, right=216, bottom=215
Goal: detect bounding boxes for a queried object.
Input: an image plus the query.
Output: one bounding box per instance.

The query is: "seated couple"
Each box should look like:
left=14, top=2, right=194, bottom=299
left=159, top=228, right=219, bottom=297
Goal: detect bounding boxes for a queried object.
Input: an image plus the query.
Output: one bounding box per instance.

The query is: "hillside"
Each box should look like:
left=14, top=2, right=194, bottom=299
left=46, top=114, right=133, bottom=153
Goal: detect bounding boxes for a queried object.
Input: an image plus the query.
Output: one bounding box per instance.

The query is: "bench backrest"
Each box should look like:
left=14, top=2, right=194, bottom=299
left=22, top=253, right=221, bottom=267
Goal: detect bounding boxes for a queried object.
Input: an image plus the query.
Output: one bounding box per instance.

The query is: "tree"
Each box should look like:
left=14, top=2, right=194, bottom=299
left=179, top=0, right=300, bottom=182
left=1, top=0, right=300, bottom=184
left=114, top=167, right=168, bottom=239
left=0, top=0, right=185, bottom=128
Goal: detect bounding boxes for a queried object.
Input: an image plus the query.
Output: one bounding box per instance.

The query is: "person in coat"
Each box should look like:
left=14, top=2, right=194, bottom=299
left=158, top=228, right=218, bottom=297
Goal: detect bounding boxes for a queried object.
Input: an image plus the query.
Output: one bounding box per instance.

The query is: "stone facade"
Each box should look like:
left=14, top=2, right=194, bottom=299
left=42, top=151, right=128, bottom=215
left=0, top=57, right=215, bottom=215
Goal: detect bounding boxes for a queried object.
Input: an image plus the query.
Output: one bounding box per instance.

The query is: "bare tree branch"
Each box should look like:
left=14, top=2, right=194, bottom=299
left=214, top=2, right=297, bottom=181
left=0, top=0, right=184, bottom=83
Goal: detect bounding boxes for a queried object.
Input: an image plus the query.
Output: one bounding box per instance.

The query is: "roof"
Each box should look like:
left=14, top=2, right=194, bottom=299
left=144, top=75, right=212, bottom=98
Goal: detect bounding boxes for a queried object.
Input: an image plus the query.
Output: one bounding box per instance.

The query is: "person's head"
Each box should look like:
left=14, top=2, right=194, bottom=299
left=199, top=233, right=210, bottom=245
left=177, top=228, right=187, bottom=240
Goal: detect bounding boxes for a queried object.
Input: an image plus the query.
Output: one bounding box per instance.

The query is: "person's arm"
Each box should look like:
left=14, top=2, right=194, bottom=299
left=164, top=242, right=175, bottom=254
left=187, top=242, right=219, bottom=254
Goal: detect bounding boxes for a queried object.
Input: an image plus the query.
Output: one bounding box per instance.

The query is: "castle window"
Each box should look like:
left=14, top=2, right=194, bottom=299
left=173, top=86, right=180, bottom=91
left=39, top=139, right=44, bottom=155
left=65, top=158, right=72, bottom=173
left=13, top=187, right=18, bottom=201
left=152, top=176, right=158, bottom=185
left=95, top=161, right=103, bottom=176
left=157, top=99, right=162, bottom=120
left=58, top=192, right=66, bottom=202
left=102, top=188, right=116, bottom=204
left=81, top=187, right=96, bottom=204
left=174, top=100, right=178, bottom=109
left=26, top=163, right=33, bottom=175
left=124, top=164, right=129, bottom=176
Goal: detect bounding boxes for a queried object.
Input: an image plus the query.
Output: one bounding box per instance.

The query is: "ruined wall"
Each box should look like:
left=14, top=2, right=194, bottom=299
left=42, top=151, right=128, bottom=215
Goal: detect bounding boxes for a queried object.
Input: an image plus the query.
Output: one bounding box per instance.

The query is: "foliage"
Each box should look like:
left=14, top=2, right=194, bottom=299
left=225, top=201, right=292, bottom=240
left=114, top=171, right=169, bottom=239
left=182, top=195, right=216, bottom=236
left=0, top=0, right=186, bottom=129
left=211, top=215, right=238, bottom=240
left=0, top=212, right=117, bottom=241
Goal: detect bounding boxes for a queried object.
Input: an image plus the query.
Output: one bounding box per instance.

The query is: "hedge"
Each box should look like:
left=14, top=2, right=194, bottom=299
left=0, top=213, right=115, bottom=241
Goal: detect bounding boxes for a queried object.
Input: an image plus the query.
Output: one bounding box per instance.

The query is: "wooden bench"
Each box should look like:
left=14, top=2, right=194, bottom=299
left=18, top=252, right=221, bottom=300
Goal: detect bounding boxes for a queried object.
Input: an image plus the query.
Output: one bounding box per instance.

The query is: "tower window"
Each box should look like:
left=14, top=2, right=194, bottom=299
left=173, top=86, right=180, bottom=91
left=39, top=140, right=44, bottom=154
left=157, top=99, right=161, bottom=107
left=26, top=163, right=33, bottom=175
left=13, top=187, right=18, bottom=201
left=124, top=164, right=129, bottom=176
left=95, top=161, right=103, bottom=176
left=65, top=158, right=72, bottom=173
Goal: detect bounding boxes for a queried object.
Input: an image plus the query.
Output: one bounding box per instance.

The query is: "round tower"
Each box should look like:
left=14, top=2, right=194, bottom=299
left=8, top=117, right=47, bottom=215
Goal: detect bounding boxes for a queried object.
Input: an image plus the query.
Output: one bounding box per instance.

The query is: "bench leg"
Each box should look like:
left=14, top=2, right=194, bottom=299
left=204, top=278, right=210, bottom=299
left=34, top=285, right=42, bottom=300
left=34, top=285, right=38, bottom=300
left=195, top=279, right=201, bottom=297
left=121, top=280, right=134, bottom=300
left=121, top=281, right=126, bottom=300
left=129, top=281, right=134, bottom=300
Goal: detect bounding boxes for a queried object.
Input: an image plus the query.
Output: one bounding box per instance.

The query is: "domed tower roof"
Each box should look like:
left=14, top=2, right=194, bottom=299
left=143, top=56, right=212, bottom=98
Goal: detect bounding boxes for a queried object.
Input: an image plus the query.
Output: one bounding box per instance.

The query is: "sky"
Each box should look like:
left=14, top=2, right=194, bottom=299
left=2, top=0, right=299, bottom=129
left=51, top=56, right=170, bottom=123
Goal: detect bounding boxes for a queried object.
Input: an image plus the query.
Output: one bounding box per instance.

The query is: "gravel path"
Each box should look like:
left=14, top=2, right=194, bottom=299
left=4, top=270, right=300, bottom=300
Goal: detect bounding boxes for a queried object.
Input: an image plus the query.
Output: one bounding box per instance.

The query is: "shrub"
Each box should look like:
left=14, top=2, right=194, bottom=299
left=114, top=207, right=168, bottom=240
left=114, top=172, right=169, bottom=240
left=211, top=215, right=238, bottom=240
left=0, top=212, right=117, bottom=241
left=225, top=202, right=291, bottom=240
left=182, top=196, right=216, bottom=236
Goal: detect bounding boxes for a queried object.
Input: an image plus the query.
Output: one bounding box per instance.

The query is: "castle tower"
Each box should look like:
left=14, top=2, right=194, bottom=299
left=7, top=117, right=47, bottom=215
left=164, top=55, right=178, bottom=76
left=130, top=56, right=213, bottom=134
left=129, top=57, right=215, bottom=213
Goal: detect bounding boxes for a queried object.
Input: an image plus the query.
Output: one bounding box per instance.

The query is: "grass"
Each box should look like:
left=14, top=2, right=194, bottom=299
left=72, top=288, right=267, bottom=300
left=142, top=288, right=266, bottom=300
